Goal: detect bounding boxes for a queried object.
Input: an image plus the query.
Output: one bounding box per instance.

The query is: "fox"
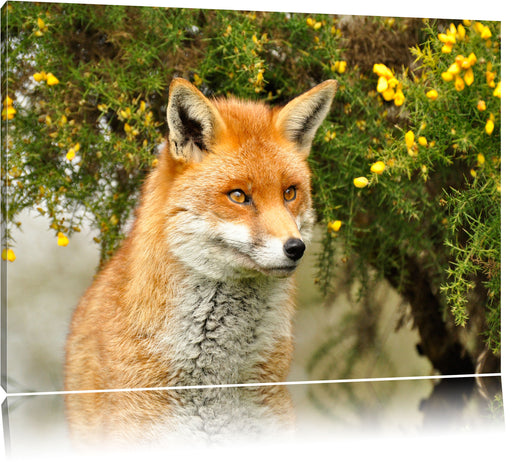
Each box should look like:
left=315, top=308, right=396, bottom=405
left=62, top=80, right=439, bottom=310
left=64, top=77, right=337, bottom=446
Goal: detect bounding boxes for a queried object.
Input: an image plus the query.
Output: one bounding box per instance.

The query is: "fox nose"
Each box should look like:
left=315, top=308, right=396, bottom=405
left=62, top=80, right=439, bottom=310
left=283, top=238, right=306, bottom=261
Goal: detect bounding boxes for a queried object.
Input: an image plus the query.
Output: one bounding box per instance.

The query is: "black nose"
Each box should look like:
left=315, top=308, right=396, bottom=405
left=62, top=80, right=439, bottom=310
left=283, top=238, right=306, bottom=261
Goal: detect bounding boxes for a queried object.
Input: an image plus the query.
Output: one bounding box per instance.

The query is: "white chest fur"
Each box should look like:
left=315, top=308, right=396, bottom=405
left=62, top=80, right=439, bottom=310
left=164, top=274, right=293, bottom=386
left=151, top=274, right=294, bottom=442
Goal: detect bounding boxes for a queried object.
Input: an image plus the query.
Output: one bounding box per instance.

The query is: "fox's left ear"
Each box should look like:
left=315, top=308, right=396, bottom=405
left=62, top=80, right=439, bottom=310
left=276, top=80, right=337, bottom=156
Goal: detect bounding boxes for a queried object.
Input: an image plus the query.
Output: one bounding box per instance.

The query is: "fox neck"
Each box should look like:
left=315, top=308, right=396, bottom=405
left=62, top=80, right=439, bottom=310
left=163, top=271, right=294, bottom=387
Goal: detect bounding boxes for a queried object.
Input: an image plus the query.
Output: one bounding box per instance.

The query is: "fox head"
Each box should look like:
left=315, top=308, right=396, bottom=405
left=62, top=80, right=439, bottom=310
left=161, top=78, right=337, bottom=280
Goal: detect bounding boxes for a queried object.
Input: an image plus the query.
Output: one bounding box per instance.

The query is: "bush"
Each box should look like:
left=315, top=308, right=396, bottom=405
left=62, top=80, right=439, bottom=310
left=1, top=5, right=500, bottom=369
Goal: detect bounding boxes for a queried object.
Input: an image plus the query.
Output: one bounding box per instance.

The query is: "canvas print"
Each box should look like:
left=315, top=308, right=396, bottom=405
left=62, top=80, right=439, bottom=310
left=1, top=0, right=503, bottom=453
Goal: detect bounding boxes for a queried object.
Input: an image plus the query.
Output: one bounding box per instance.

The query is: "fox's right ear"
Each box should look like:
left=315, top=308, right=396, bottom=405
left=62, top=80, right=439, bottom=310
left=166, top=78, right=225, bottom=162
left=276, top=80, right=337, bottom=156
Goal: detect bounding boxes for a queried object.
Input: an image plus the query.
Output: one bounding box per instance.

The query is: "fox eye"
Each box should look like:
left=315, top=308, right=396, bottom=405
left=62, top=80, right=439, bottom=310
left=228, top=189, right=250, bottom=204
left=284, top=186, right=297, bottom=202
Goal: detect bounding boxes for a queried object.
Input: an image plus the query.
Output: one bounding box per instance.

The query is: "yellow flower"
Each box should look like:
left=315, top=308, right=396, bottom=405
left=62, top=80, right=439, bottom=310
left=463, top=68, right=474, bottom=86
left=373, top=63, right=394, bottom=79
left=373, top=64, right=403, bottom=106
left=447, top=62, right=461, bottom=75
left=255, top=69, right=264, bottom=84
left=35, top=16, right=48, bottom=36
left=426, top=89, right=438, bottom=100
left=441, top=71, right=454, bottom=82
left=66, top=148, right=76, bottom=161
left=353, top=177, right=369, bottom=188
left=119, top=108, right=131, bottom=119
left=405, top=130, right=415, bottom=149
left=477, top=100, right=487, bottom=111
left=331, top=26, right=342, bottom=38
left=443, top=51, right=477, bottom=91
left=144, top=112, right=153, bottom=126
left=438, top=24, right=459, bottom=52
left=470, top=169, right=477, bottom=178
left=467, top=52, right=477, bottom=67
left=480, top=25, right=492, bottom=40
left=438, top=33, right=456, bottom=45
left=4, top=95, right=13, bottom=107
left=324, top=130, right=336, bottom=142
left=370, top=161, right=386, bottom=174
left=377, top=76, right=388, bottom=93
left=46, top=73, right=59, bottom=85
left=1, top=106, right=16, bottom=120
left=486, top=71, right=496, bottom=88
left=454, top=75, right=465, bottom=91
left=306, top=17, right=322, bottom=29
left=57, top=232, right=69, bottom=247
left=485, top=119, right=494, bottom=135
left=493, top=81, right=501, bottom=98
left=2, top=108, right=15, bottom=120
left=387, top=77, right=399, bottom=89
left=457, top=24, right=466, bottom=40
left=65, top=143, right=80, bottom=160
left=477, top=153, right=485, bottom=165
left=1, top=248, right=16, bottom=262
left=327, top=220, right=342, bottom=232
left=393, top=89, right=405, bottom=106
left=418, top=136, right=428, bottom=147
left=331, top=60, right=347, bottom=74
left=406, top=131, right=417, bottom=156
left=193, top=73, right=203, bottom=86
left=381, top=87, right=395, bottom=101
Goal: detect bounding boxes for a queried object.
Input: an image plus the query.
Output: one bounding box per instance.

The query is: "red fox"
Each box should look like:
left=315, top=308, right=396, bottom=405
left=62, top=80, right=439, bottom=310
left=64, top=78, right=337, bottom=445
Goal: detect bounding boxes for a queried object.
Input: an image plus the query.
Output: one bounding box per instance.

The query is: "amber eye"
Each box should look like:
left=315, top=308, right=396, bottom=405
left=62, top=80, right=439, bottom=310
left=284, top=186, right=297, bottom=202
left=228, top=189, right=250, bottom=204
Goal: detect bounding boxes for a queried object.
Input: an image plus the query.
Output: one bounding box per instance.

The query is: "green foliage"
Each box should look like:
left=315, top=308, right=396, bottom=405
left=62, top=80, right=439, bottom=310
left=312, top=18, right=501, bottom=355
left=1, top=5, right=500, bottom=357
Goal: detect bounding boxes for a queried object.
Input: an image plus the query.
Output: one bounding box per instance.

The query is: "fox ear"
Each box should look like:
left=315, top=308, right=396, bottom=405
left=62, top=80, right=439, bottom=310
left=166, top=78, right=224, bottom=162
left=276, top=80, right=337, bottom=156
